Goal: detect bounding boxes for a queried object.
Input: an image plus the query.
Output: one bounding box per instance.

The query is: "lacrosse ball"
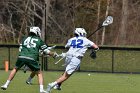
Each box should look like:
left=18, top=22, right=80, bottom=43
left=88, top=73, right=91, bottom=76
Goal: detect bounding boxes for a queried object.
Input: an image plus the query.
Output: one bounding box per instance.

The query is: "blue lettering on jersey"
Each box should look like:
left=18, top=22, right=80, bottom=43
left=70, top=39, right=83, bottom=48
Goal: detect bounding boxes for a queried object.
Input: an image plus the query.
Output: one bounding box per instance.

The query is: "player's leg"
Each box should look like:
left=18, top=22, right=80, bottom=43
left=1, top=68, right=19, bottom=90
left=1, top=58, right=24, bottom=90
left=36, top=70, right=46, bottom=93
left=53, top=74, right=63, bottom=90
left=53, top=57, right=72, bottom=90
left=46, top=56, right=72, bottom=92
left=46, top=72, right=70, bottom=93
left=53, top=56, right=72, bottom=90
left=25, top=64, right=41, bottom=84
left=26, top=71, right=36, bottom=85
left=23, top=65, right=30, bottom=73
left=46, top=56, right=80, bottom=93
left=27, top=60, right=46, bottom=93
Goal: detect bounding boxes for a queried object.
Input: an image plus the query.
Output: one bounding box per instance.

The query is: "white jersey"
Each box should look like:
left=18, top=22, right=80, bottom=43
left=65, top=36, right=94, bottom=57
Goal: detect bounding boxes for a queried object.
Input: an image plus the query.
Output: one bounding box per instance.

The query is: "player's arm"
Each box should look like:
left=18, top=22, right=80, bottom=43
left=88, top=41, right=99, bottom=59
left=87, top=38, right=99, bottom=51
left=92, top=43, right=99, bottom=51
left=19, top=37, right=26, bottom=52
left=43, top=48, right=59, bottom=59
left=19, top=44, right=22, bottom=52
left=40, top=40, right=59, bottom=58
left=65, top=39, right=71, bottom=48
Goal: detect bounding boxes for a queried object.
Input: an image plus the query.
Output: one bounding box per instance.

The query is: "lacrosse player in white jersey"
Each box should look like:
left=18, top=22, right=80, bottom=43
left=46, top=28, right=99, bottom=93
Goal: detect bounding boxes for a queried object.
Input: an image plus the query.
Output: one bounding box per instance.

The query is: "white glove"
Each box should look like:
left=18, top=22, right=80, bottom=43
left=59, top=53, right=66, bottom=58
left=53, top=52, right=59, bottom=59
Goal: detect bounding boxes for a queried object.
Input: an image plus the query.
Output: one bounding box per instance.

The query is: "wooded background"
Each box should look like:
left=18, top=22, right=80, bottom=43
left=0, top=0, right=139, bottom=46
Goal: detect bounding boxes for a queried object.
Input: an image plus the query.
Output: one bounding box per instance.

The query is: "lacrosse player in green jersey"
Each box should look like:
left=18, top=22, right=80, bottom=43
left=1, top=27, right=58, bottom=93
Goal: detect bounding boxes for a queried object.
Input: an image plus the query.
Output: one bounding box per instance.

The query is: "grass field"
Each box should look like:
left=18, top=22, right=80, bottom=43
left=0, top=70, right=140, bottom=93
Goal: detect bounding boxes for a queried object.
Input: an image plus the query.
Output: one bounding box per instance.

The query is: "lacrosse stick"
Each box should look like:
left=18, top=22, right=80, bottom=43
left=87, top=16, right=113, bottom=38
left=47, top=45, right=56, bottom=50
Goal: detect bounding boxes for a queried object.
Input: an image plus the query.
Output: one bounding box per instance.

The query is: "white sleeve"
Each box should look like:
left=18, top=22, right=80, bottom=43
left=86, top=39, right=94, bottom=47
left=65, top=39, right=71, bottom=48
left=88, top=40, right=94, bottom=46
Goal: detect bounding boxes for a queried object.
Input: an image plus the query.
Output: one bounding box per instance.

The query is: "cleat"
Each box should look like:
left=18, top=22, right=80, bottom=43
left=46, top=83, right=54, bottom=93
left=26, top=81, right=32, bottom=85
left=40, top=89, right=46, bottom=93
left=23, top=70, right=27, bottom=73
left=53, top=84, right=61, bottom=90
left=1, top=85, right=7, bottom=90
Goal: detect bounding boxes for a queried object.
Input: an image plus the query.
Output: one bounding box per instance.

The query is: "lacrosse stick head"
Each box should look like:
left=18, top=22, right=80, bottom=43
left=102, top=16, right=113, bottom=26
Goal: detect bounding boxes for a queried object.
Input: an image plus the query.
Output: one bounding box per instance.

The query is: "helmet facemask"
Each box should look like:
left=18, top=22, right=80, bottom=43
left=74, top=28, right=87, bottom=37
left=30, top=27, right=41, bottom=37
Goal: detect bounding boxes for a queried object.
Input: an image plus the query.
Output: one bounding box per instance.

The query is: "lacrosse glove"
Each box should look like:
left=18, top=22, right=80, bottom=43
left=90, top=48, right=99, bottom=59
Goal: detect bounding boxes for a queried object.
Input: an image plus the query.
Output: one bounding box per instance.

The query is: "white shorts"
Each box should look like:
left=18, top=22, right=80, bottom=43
left=65, top=56, right=81, bottom=74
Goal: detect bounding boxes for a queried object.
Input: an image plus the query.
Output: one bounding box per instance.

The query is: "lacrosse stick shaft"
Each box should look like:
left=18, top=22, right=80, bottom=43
left=55, top=57, right=64, bottom=64
left=87, top=26, right=103, bottom=38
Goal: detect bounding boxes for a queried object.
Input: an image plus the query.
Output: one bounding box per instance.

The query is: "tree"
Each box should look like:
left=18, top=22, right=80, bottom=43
left=0, top=0, right=139, bottom=46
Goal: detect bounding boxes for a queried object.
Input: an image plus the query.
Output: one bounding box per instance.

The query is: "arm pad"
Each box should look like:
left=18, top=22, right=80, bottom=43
left=43, top=49, right=51, bottom=54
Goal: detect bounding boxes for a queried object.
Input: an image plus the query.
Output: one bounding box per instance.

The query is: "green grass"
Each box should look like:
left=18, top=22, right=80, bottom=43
left=1, top=70, right=140, bottom=93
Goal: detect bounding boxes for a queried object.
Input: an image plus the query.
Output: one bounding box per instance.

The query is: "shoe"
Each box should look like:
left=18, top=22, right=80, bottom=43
left=23, top=70, right=27, bottom=73
left=40, top=89, right=46, bottom=93
left=46, top=83, right=54, bottom=93
left=26, top=81, right=32, bottom=85
left=1, top=85, right=7, bottom=90
left=53, top=84, right=61, bottom=90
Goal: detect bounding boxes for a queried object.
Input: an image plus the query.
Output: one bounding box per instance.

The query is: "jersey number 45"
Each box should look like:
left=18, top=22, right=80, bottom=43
left=24, top=37, right=38, bottom=48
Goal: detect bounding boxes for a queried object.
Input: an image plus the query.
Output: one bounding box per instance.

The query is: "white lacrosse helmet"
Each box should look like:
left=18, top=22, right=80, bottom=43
left=74, top=28, right=87, bottom=37
left=30, top=27, right=41, bottom=37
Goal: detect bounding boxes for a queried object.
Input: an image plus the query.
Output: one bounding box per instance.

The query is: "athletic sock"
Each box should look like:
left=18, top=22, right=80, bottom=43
left=27, top=77, right=32, bottom=82
left=58, top=83, right=62, bottom=87
left=40, top=85, right=44, bottom=91
left=5, top=80, right=10, bottom=86
left=51, top=81, right=57, bottom=87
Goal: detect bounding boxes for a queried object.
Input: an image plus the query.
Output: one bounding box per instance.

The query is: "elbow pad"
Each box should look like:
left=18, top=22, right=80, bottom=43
left=43, top=49, right=50, bottom=54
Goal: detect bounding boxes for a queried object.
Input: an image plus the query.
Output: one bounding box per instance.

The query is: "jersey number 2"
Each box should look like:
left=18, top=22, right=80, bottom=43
left=70, top=39, right=83, bottom=48
left=24, top=37, right=38, bottom=48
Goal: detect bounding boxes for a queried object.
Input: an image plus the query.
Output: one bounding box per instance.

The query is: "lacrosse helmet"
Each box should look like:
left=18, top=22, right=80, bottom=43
left=30, top=27, right=41, bottom=37
left=74, top=28, right=87, bottom=37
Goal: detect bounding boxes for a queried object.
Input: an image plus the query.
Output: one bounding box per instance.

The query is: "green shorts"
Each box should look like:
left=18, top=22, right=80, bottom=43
left=15, top=58, right=40, bottom=71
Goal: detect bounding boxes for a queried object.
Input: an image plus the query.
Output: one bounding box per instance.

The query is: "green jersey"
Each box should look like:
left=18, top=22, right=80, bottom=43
left=19, top=36, right=47, bottom=61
